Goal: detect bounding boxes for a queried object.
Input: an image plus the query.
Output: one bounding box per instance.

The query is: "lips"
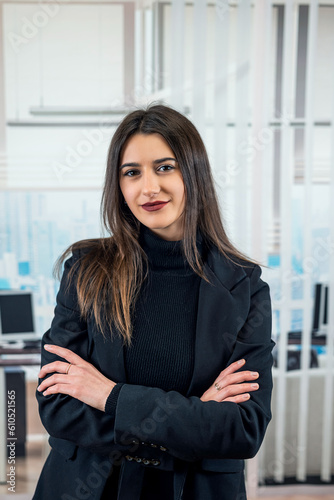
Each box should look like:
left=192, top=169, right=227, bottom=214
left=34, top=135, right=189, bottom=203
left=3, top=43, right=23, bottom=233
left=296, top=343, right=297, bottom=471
left=142, top=201, right=169, bottom=207
left=141, top=201, right=170, bottom=212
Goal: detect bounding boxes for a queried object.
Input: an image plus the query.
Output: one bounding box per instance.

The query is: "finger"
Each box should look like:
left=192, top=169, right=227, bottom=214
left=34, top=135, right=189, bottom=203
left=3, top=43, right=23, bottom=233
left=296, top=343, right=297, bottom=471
left=219, top=382, right=259, bottom=400
left=215, top=370, right=259, bottom=389
left=38, top=361, right=71, bottom=379
left=206, top=381, right=259, bottom=401
left=221, top=359, right=246, bottom=377
left=201, top=380, right=259, bottom=402
left=44, top=344, right=85, bottom=366
left=41, top=383, right=74, bottom=397
left=223, top=393, right=250, bottom=403
left=37, top=372, right=75, bottom=392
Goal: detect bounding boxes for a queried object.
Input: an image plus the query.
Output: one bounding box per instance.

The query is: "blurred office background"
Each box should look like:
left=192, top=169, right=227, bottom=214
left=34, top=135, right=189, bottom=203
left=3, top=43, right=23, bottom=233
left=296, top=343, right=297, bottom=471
left=0, top=0, right=333, bottom=498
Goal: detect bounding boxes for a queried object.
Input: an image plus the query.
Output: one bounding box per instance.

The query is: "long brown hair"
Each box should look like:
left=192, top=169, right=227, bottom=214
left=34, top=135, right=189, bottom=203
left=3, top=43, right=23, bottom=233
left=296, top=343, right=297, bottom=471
left=56, top=104, right=257, bottom=345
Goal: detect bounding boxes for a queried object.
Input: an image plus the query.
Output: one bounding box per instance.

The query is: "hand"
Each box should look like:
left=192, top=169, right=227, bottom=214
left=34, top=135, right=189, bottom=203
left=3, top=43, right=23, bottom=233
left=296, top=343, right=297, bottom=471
left=200, top=359, right=259, bottom=403
left=37, top=345, right=116, bottom=412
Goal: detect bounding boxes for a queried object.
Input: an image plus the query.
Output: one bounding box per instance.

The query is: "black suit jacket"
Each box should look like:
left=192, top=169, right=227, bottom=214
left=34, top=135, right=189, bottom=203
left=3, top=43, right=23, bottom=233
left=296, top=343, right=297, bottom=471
left=33, top=244, right=274, bottom=500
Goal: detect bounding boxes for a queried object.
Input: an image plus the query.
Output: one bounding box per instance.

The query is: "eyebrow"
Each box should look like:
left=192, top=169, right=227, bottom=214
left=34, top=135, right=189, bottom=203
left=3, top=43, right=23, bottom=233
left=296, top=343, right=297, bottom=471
left=119, top=157, right=177, bottom=170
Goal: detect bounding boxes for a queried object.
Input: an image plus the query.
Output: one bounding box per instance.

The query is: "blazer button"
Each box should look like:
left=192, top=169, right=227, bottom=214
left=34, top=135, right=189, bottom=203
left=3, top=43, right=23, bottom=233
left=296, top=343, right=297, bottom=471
left=135, top=457, right=142, bottom=463
left=143, top=460, right=150, bottom=465
left=159, top=446, right=167, bottom=452
left=151, top=460, right=160, bottom=466
left=125, top=455, right=133, bottom=461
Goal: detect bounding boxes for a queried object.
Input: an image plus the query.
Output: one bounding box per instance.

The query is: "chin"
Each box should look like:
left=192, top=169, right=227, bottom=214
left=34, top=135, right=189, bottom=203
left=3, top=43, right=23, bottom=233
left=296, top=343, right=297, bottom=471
left=146, top=225, right=170, bottom=233
left=140, top=216, right=172, bottom=227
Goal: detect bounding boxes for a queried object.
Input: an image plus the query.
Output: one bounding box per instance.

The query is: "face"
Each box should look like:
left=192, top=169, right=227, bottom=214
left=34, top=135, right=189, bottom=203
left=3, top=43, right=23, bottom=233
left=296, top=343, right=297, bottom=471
left=119, top=133, right=185, bottom=241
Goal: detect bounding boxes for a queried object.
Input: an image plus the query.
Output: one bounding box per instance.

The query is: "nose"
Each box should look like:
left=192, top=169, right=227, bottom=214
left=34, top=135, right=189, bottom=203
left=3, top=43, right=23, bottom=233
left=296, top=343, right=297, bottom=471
left=142, top=171, right=160, bottom=197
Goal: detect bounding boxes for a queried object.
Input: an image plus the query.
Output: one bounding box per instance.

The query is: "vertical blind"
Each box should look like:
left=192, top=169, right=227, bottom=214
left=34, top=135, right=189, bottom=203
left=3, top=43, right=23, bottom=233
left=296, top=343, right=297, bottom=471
left=1, top=0, right=333, bottom=491
left=139, top=0, right=334, bottom=490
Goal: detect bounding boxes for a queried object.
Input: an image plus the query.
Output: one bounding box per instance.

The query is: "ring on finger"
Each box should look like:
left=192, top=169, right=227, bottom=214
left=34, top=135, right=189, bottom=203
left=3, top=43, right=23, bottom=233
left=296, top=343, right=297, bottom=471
left=65, top=363, right=72, bottom=375
left=214, top=382, right=222, bottom=391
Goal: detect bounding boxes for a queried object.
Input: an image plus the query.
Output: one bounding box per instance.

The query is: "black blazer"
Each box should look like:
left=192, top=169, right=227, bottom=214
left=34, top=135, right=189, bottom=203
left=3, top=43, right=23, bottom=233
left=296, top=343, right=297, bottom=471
left=33, top=244, right=274, bottom=500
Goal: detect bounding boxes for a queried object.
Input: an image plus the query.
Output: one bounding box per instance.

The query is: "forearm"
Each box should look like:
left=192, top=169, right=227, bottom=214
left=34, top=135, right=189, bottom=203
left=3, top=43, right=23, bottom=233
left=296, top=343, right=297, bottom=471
left=113, top=344, right=273, bottom=462
left=37, top=330, right=120, bottom=455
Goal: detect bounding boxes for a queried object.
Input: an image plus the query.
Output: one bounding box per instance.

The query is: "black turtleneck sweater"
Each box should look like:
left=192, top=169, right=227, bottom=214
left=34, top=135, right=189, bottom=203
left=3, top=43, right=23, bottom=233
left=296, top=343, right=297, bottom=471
left=105, top=224, right=203, bottom=416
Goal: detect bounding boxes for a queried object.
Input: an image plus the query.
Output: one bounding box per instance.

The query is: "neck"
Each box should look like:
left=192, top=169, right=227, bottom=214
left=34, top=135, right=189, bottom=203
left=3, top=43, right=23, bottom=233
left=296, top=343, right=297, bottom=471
left=149, top=228, right=183, bottom=241
left=144, top=217, right=184, bottom=241
left=138, top=223, right=204, bottom=275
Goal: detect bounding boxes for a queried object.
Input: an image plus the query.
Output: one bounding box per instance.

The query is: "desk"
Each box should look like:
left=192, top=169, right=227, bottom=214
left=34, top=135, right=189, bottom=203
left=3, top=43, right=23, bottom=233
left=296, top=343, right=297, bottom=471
left=288, top=337, right=327, bottom=346
left=0, top=346, right=41, bottom=484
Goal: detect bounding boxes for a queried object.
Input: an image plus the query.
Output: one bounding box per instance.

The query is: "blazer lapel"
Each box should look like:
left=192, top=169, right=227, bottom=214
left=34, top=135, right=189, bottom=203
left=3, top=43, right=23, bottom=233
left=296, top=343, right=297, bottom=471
left=94, top=247, right=251, bottom=393
left=187, top=249, right=250, bottom=397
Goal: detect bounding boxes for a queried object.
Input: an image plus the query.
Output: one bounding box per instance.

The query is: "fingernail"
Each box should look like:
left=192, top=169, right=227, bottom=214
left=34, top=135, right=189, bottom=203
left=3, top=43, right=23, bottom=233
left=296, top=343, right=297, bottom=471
left=44, top=344, right=53, bottom=350
left=243, top=394, right=250, bottom=399
left=251, top=383, right=259, bottom=389
left=37, top=385, right=41, bottom=391
left=237, top=359, right=245, bottom=365
left=251, top=372, right=259, bottom=377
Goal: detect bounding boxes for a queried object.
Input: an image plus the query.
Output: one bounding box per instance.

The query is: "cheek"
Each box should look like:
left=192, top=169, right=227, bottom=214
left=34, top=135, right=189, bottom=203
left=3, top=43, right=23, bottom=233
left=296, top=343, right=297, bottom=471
left=175, top=179, right=186, bottom=205
left=119, top=180, right=135, bottom=202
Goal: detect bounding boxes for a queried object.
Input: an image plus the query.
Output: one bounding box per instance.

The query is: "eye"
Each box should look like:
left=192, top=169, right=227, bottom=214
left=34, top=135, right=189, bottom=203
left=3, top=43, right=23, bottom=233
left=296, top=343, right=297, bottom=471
left=123, top=169, right=139, bottom=177
left=157, top=164, right=175, bottom=172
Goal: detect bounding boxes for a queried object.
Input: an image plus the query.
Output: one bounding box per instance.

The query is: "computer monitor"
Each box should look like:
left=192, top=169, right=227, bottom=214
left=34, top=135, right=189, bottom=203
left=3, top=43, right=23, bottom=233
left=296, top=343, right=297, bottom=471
left=0, top=290, right=38, bottom=343
left=312, top=283, right=328, bottom=335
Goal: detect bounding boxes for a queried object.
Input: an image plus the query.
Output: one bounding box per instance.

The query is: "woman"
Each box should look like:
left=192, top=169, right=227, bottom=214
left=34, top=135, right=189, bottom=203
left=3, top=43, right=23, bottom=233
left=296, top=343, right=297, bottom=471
left=33, top=104, right=274, bottom=500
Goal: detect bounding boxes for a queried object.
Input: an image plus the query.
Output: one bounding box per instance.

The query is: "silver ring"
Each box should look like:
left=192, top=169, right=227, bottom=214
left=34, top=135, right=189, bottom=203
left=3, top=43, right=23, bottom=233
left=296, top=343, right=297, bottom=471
left=214, top=382, right=222, bottom=391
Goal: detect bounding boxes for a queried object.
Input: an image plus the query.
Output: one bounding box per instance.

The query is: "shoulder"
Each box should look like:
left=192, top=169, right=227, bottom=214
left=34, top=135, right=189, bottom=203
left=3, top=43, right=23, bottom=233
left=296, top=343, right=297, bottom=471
left=65, top=237, right=114, bottom=266
left=57, top=238, right=114, bottom=298
left=205, top=245, right=265, bottom=293
left=71, top=238, right=106, bottom=257
left=58, top=238, right=115, bottom=285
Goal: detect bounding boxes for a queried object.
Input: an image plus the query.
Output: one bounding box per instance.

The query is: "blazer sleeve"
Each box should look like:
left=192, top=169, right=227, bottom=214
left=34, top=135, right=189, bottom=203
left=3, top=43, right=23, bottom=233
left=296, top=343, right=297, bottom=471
left=38, top=253, right=273, bottom=462
left=36, top=250, right=120, bottom=455
left=112, top=264, right=274, bottom=462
